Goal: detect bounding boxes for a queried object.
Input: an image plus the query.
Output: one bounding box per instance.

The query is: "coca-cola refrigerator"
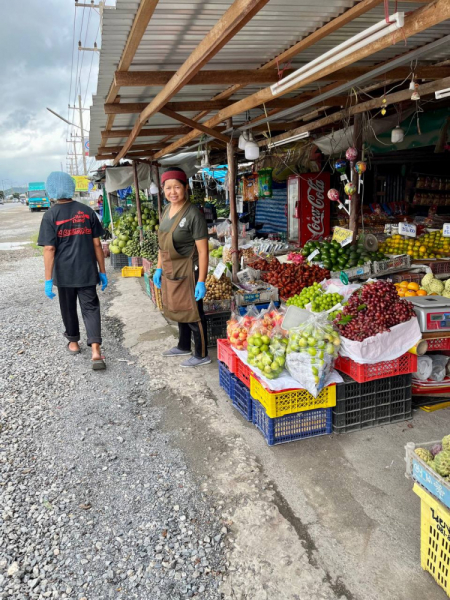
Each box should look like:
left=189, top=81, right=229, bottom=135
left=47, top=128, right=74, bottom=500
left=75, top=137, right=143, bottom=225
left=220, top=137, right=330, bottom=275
left=286, top=173, right=330, bottom=246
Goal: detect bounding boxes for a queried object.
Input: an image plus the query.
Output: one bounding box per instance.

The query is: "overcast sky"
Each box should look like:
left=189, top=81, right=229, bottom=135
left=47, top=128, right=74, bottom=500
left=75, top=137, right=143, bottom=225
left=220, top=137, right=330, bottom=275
left=0, top=0, right=103, bottom=191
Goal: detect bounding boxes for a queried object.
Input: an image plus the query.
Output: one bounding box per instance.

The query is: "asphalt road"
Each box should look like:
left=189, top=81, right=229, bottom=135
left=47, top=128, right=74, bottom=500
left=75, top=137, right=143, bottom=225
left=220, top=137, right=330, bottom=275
left=0, top=202, right=44, bottom=248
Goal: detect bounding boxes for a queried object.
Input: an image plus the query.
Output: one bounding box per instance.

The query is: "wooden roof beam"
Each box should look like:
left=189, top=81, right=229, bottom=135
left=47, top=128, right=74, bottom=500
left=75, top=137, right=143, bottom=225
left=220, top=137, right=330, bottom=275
left=159, top=108, right=230, bottom=144
left=101, top=123, right=293, bottom=140
left=154, top=0, right=450, bottom=159
left=113, top=0, right=271, bottom=164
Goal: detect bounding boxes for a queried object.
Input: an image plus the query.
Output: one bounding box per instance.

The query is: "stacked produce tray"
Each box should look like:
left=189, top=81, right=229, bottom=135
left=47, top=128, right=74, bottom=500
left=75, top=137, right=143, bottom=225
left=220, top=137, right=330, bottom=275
left=131, top=257, right=143, bottom=267
left=333, top=374, right=412, bottom=433
left=205, top=312, right=231, bottom=347
left=334, top=354, right=417, bottom=383
left=405, top=440, right=450, bottom=510
left=110, top=252, right=129, bottom=269
left=218, top=361, right=252, bottom=422
left=371, top=254, right=410, bottom=276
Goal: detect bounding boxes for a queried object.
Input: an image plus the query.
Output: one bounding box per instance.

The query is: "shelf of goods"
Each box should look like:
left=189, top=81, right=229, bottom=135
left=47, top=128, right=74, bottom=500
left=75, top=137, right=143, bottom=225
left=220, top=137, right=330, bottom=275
left=333, top=374, right=412, bottom=434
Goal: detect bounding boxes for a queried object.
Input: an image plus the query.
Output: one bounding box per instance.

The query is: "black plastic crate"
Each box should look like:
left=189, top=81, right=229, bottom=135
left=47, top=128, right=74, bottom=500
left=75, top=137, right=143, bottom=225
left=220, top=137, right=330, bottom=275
left=333, top=373, right=412, bottom=434
left=110, top=252, right=129, bottom=269
left=205, top=311, right=231, bottom=348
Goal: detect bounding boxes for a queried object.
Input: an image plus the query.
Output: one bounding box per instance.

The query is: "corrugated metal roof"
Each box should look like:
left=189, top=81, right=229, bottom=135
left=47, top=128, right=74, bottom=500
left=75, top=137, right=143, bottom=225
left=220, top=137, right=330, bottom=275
left=90, top=0, right=450, bottom=158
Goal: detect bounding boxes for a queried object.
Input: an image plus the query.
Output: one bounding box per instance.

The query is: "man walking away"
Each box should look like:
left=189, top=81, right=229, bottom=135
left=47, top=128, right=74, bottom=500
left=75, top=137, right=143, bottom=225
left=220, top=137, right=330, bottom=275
left=38, top=172, right=108, bottom=370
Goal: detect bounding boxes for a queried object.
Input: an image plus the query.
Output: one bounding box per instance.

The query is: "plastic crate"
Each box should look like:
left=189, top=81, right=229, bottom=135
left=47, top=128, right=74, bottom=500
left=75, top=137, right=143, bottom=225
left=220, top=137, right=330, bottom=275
left=237, top=301, right=280, bottom=316
left=334, top=353, right=417, bottom=383
left=250, top=375, right=336, bottom=418
left=149, top=279, right=163, bottom=310
left=405, top=440, right=450, bottom=511
left=203, top=299, right=232, bottom=314
left=144, top=273, right=152, bottom=298
left=252, top=400, right=332, bottom=446
left=412, top=259, right=450, bottom=275
left=333, top=374, right=412, bottom=433
left=110, top=252, right=129, bottom=269
left=236, top=355, right=251, bottom=388
left=413, top=483, right=450, bottom=597
left=217, top=339, right=237, bottom=373
left=205, top=312, right=231, bottom=348
left=389, top=271, right=423, bottom=284
left=218, top=361, right=235, bottom=398
left=232, top=377, right=252, bottom=421
left=372, top=254, right=411, bottom=275
left=142, top=258, right=153, bottom=274
left=122, top=266, right=144, bottom=277
left=131, top=257, right=143, bottom=267
left=426, top=337, right=450, bottom=351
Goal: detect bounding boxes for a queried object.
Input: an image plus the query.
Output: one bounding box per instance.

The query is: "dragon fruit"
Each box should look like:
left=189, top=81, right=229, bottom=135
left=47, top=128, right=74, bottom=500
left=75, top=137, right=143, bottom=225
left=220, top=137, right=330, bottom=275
left=431, top=443, right=443, bottom=457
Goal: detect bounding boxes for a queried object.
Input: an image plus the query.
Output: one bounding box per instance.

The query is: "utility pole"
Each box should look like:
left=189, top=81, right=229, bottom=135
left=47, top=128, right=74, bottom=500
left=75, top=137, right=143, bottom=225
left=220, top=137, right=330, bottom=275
left=72, top=141, right=79, bottom=175
left=78, top=95, right=87, bottom=176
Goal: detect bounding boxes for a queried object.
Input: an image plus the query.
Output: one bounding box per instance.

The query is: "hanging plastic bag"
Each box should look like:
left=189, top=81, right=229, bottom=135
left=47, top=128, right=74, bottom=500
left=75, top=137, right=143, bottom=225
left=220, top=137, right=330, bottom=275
left=258, top=168, right=273, bottom=198
left=430, top=355, right=449, bottom=382
left=247, top=308, right=286, bottom=379
left=286, top=313, right=341, bottom=397
left=227, top=305, right=259, bottom=351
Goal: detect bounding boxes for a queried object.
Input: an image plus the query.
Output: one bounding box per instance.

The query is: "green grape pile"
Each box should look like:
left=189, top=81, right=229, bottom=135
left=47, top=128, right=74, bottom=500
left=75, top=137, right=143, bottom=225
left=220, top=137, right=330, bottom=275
left=286, top=282, right=343, bottom=313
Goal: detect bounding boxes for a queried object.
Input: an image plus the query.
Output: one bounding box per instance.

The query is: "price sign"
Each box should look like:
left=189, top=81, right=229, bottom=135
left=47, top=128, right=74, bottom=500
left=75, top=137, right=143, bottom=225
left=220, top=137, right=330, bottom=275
left=213, top=262, right=226, bottom=280
left=398, top=222, right=417, bottom=237
left=332, top=226, right=353, bottom=247
left=307, top=249, right=320, bottom=262
left=443, top=224, right=450, bottom=238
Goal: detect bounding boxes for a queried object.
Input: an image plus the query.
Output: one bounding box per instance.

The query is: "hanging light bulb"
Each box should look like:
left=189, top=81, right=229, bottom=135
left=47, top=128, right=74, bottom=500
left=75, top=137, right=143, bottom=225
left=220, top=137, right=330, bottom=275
left=411, top=83, right=420, bottom=101
left=149, top=181, right=158, bottom=195
left=244, top=131, right=259, bottom=160
left=238, top=130, right=249, bottom=150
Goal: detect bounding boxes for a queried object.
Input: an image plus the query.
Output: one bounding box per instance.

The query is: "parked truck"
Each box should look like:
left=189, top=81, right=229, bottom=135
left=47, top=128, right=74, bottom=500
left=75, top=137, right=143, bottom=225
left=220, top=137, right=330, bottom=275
left=28, top=182, right=50, bottom=212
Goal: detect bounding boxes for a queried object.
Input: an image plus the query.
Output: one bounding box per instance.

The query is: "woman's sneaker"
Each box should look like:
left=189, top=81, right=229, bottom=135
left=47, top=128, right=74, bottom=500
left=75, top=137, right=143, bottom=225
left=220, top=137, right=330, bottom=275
left=180, top=356, right=212, bottom=368
left=162, top=347, right=192, bottom=357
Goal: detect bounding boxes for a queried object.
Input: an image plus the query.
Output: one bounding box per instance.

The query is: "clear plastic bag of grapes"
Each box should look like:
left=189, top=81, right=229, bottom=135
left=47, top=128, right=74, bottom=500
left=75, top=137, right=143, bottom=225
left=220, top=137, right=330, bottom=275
left=286, top=313, right=341, bottom=397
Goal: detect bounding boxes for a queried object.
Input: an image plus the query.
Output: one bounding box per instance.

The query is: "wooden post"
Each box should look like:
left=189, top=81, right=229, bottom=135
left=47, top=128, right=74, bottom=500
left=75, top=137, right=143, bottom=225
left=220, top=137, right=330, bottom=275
left=349, top=113, right=363, bottom=242
left=133, top=161, right=144, bottom=242
left=154, top=162, right=162, bottom=219
left=227, top=140, right=239, bottom=282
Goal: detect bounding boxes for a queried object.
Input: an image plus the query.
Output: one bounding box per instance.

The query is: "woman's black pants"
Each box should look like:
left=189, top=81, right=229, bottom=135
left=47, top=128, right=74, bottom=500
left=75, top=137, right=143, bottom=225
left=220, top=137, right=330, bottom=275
left=57, top=286, right=102, bottom=346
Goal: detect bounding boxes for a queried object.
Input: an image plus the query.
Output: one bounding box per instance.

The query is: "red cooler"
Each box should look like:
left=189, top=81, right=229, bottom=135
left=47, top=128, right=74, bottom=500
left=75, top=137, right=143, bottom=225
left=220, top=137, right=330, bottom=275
left=287, top=173, right=330, bottom=245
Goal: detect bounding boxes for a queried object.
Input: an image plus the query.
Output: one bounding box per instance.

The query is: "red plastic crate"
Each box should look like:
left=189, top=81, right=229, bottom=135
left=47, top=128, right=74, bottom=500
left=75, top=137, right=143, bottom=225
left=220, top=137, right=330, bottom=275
left=236, top=355, right=251, bottom=388
left=425, top=337, right=450, bottom=351
left=334, top=353, right=417, bottom=383
left=131, top=257, right=143, bottom=267
left=142, top=258, right=153, bottom=274
left=217, top=339, right=237, bottom=373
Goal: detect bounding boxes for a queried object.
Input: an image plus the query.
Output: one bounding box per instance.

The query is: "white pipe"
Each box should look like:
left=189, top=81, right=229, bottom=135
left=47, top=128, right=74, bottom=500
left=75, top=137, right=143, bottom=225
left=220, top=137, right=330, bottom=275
left=269, top=131, right=310, bottom=147
left=271, top=13, right=404, bottom=96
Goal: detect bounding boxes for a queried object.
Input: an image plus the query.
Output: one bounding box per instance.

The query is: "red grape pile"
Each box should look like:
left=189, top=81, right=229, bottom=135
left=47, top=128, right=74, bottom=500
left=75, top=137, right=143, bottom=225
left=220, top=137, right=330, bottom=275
left=334, top=281, right=416, bottom=341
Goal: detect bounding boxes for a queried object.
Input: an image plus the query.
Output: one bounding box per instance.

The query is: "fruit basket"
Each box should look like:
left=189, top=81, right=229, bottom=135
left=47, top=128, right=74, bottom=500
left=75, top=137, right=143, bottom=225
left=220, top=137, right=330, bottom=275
left=250, top=375, right=336, bottom=418
left=405, top=440, right=450, bottom=511
left=335, top=353, right=417, bottom=383
left=413, top=483, right=450, bottom=597
left=333, top=374, right=412, bottom=433
left=252, top=400, right=332, bottom=446
left=217, top=339, right=238, bottom=373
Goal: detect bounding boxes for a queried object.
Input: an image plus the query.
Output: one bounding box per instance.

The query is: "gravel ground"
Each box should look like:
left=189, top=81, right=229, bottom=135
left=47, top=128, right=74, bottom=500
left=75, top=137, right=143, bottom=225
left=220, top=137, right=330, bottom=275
left=0, top=252, right=227, bottom=599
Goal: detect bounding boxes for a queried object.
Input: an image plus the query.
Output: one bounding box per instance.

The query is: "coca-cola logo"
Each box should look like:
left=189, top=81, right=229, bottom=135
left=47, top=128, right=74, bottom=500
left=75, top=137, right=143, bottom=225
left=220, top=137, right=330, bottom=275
left=306, top=178, right=325, bottom=238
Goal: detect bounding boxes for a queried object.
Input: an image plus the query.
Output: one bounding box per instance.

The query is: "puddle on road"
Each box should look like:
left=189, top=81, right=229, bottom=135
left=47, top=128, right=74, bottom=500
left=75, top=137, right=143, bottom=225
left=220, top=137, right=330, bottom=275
left=0, top=241, right=32, bottom=251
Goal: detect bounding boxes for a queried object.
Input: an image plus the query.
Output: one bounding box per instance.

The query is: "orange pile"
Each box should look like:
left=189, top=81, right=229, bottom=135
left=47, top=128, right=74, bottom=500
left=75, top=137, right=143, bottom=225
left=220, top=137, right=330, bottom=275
left=394, top=281, right=427, bottom=297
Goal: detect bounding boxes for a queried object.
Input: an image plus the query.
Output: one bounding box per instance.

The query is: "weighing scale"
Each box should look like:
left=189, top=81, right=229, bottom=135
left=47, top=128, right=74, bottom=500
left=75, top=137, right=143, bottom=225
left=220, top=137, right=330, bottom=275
left=407, top=296, right=450, bottom=332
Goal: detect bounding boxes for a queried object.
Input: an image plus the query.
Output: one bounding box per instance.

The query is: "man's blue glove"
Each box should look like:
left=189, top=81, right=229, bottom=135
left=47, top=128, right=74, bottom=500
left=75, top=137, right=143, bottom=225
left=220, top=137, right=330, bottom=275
left=195, top=281, right=206, bottom=301
left=45, top=279, right=56, bottom=300
left=153, top=268, right=162, bottom=289
left=99, top=272, right=108, bottom=291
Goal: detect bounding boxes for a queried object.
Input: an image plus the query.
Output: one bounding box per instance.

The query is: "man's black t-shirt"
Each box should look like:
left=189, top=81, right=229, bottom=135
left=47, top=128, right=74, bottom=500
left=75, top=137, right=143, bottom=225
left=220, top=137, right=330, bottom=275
left=38, top=200, right=104, bottom=287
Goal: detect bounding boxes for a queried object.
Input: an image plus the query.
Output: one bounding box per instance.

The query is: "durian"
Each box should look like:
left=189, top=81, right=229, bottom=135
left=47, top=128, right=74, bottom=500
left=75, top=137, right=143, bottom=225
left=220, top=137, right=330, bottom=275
left=415, top=448, right=433, bottom=463
left=433, top=450, right=450, bottom=477
left=422, top=273, right=434, bottom=288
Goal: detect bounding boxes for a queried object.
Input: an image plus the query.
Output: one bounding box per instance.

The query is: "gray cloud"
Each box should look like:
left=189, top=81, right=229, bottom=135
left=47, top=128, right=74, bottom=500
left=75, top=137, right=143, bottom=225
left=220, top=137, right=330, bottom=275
left=0, top=0, right=100, bottom=187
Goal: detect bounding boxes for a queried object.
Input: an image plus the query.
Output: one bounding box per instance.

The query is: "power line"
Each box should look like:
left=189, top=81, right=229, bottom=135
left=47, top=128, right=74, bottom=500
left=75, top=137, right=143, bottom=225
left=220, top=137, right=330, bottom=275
left=83, top=20, right=101, bottom=108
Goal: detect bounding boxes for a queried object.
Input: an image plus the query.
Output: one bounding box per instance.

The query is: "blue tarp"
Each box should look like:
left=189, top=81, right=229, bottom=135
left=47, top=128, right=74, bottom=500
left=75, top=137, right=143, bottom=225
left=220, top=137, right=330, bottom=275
left=255, top=182, right=287, bottom=234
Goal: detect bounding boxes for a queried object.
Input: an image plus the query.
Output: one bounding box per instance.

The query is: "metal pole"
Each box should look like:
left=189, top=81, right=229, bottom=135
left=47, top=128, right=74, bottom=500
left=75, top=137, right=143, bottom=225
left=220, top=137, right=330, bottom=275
left=133, top=161, right=144, bottom=243
left=227, top=141, right=239, bottom=282
left=154, top=162, right=162, bottom=219
left=78, top=94, right=87, bottom=176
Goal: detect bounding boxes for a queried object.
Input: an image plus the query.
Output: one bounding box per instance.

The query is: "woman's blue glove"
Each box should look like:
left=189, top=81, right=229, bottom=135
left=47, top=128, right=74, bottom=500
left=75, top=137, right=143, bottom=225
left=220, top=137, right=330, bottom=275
left=99, top=272, right=108, bottom=291
left=153, top=268, right=162, bottom=289
left=45, top=279, right=56, bottom=299
left=195, top=281, right=206, bottom=301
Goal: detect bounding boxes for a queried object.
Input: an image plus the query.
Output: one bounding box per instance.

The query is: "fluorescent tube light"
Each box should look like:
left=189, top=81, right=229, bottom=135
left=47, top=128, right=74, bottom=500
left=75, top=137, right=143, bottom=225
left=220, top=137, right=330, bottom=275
left=435, top=88, right=450, bottom=99
left=268, top=131, right=310, bottom=148
left=271, top=13, right=405, bottom=96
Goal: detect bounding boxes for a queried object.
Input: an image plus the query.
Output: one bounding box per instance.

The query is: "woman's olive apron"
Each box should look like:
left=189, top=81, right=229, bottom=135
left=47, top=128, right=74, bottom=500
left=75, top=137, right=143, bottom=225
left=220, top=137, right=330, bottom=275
left=158, top=202, right=200, bottom=324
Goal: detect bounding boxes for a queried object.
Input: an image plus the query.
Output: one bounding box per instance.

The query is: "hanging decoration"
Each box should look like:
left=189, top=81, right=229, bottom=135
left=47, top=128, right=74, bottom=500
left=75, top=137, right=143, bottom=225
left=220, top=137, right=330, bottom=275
left=355, top=161, right=367, bottom=175
left=345, top=147, right=358, bottom=161
left=257, top=168, right=273, bottom=198
left=381, top=97, right=387, bottom=116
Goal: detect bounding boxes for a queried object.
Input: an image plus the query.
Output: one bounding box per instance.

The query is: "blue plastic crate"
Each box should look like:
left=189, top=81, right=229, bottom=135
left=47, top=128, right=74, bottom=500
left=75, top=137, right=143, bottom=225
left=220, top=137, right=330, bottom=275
left=231, top=377, right=252, bottom=421
left=237, top=301, right=280, bottom=316
left=218, top=361, right=235, bottom=399
left=252, top=399, right=332, bottom=446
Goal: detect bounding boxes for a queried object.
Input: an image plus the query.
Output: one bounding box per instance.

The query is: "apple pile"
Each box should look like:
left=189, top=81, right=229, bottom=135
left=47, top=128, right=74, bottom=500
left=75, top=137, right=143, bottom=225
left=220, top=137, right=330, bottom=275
left=227, top=313, right=255, bottom=351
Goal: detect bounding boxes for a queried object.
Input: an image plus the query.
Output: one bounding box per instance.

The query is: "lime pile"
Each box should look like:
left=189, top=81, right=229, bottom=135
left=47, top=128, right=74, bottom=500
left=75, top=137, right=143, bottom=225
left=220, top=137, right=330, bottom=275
left=301, top=240, right=385, bottom=272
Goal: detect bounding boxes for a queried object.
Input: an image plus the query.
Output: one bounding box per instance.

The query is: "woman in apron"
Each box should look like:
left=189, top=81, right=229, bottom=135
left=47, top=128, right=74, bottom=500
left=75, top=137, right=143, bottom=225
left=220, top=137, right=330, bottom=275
left=153, top=167, right=211, bottom=367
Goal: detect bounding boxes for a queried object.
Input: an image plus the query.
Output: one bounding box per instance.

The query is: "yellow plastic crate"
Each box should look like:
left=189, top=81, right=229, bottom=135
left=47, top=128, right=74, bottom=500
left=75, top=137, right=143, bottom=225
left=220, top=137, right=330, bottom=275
left=250, top=375, right=336, bottom=418
left=121, top=266, right=144, bottom=278
left=413, top=483, right=450, bottom=597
